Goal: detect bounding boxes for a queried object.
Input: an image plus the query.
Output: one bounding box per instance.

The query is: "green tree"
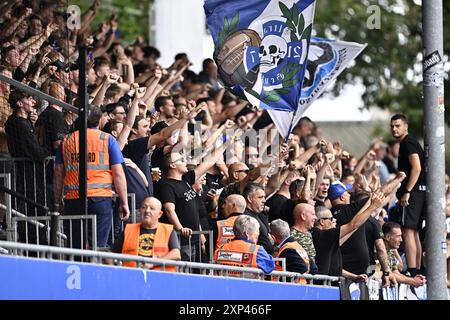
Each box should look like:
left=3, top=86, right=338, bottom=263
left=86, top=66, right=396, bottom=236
left=70, top=0, right=150, bottom=44
left=314, top=0, right=449, bottom=137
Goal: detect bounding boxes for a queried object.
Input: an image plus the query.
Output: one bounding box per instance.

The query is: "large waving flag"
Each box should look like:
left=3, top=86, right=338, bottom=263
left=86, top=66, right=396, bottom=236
left=204, top=0, right=316, bottom=114
left=268, top=37, right=367, bottom=137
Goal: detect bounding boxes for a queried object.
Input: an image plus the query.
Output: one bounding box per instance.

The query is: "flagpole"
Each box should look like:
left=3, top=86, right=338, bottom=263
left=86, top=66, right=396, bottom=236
left=284, top=109, right=298, bottom=143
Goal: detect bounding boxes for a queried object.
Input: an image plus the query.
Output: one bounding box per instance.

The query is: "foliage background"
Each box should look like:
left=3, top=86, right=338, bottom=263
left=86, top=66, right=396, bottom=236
left=68, top=0, right=151, bottom=44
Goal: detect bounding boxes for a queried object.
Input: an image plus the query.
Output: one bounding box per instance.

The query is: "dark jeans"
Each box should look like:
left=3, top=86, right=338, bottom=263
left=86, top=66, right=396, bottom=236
left=64, top=197, right=113, bottom=250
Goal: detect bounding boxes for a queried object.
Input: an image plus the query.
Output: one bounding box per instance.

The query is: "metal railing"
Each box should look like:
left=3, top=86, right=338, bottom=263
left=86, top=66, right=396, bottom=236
left=11, top=214, right=96, bottom=258
left=0, top=157, right=53, bottom=219
left=109, top=192, right=137, bottom=246
left=176, top=230, right=214, bottom=264
left=0, top=240, right=340, bottom=286
left=0, top=74, right=77, bottom=114
left=0, top=173, right=12, bottom=242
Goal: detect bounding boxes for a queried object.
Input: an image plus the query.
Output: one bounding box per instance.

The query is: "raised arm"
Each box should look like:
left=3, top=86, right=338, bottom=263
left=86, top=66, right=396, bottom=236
left=212, top=100, right=247, bottom=124
left=378, top=171, right=406, bottom=206
left=339, top=192, right=384, bottom=246
left=148, top=102, right=203, bottom=150
left=116, top=85, right=143, bottom=150
left=0, top=7, right=32, bottom=40
left=91, top=73, right=119, bottom=107
left=202, top=120, right=234, bottom=150
left=290, top=139, right=323, bottom=169
left=194, top=138, right=228, bottom=179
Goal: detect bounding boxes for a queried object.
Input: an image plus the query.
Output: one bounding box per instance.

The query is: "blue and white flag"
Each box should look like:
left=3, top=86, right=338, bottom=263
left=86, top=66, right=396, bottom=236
left=268, top=37, right=367, bottom=137
left=204, top=0, right=316, bottom=113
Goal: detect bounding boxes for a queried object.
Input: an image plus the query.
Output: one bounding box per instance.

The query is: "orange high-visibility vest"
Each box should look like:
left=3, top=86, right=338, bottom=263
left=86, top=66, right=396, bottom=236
left=62, top=129, right=113, bottom=199
left=214, top=239, right=259, bottom=277
left=121, top=223, right=176, bottom=272
left=274, top=240, right=309, bottom=284
left=216, top=215, right=239, bottom=250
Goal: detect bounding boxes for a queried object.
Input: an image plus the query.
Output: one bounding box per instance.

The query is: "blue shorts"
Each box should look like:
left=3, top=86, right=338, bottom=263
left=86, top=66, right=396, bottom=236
left=64, top=197, right=114, bottom=249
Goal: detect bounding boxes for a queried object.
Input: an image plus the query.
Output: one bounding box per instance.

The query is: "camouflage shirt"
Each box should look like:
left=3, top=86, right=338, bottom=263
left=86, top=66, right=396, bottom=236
left=387, top=249, right=399, bottom=271
left=290, top=228, right=316, bottom=260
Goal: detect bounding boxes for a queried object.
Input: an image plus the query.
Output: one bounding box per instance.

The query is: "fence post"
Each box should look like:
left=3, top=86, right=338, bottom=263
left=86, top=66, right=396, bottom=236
left=49, top=211, right=60, bottom=247
left=4, top=173, right=13, bottom=242
left=78, top=45, right=88, bottom=217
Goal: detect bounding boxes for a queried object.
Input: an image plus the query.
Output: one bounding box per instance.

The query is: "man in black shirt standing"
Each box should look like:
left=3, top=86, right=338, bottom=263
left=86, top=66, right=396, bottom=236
left=243, top=183, right=274, bottom=255
left=35, top=81, right=68, bottom=207
left=159, top=142, right=227, bottom=262
left=266, top=170, right=300, bottom=222
left=5, top=91, right=49, bottom=243
left=390, top=113, right=426, bottom=277
left=310, top=196, right=384, bottom=278
left=328, top=181, right=371, bottom=275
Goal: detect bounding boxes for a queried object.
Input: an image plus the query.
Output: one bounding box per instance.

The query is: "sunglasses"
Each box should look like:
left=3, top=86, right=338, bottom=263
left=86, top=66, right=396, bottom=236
left=235, top=169, right=249, bottom=174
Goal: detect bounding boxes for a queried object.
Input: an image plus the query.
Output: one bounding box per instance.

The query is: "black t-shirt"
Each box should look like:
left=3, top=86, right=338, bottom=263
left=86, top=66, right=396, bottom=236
left=5, top=115, right=49, bottom=160
left=123, top=137, right=153, bottom=196
left=382, top=156, right=398, bottom=174
left=311, top=227, right=342, bottom=276
left=112, top=225, right=179, bottom=255
left=397, top=135, right=425, bottom=197
left=35, top=106, right=68, bottom=155
left=197, top=191, right=212, bottom=232
left=280, top=199, right=296, bottom=227
left=5, top=114, right=49, bottom=210
left=365, top=216, right=383, bottom=265
left=159, top=171, right=200, bottom=243
left=245, top=208, right=274, bottom=255
left=35, top=106, right=68, bottom=184
left=266, top=194, right=288, bottom=222
left=150, top=146, right=166, bottom=195
left=331, top=198, right=369, bottom=275
left=151, top=146, right=165, bottom=170
left=13, top=68, right=26, bottom=83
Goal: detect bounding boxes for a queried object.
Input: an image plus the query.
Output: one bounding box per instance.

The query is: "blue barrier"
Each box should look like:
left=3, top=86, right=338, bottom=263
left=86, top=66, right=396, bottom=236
left=0, top=255, right=340, bottom=300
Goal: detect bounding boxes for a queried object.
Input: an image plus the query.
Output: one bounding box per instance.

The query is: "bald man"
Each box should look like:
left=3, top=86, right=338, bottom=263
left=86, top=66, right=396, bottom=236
left=228, top=162, right=250, bottom=184
left=113, top=196, right=181, bottom=270
left=213, top=194, right=246, bottom=250
left=216, top=163, right=249, bottom=218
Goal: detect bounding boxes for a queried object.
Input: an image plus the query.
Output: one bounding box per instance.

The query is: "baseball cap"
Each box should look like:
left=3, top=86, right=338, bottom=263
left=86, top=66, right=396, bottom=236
left=328, top=181, right=352, bottom=200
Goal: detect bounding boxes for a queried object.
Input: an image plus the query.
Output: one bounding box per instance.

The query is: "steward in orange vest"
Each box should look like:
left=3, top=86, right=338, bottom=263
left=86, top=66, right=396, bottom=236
left=113, top=196, right=181, bottom=271
left=61, top=129, right=114, bottom=199
left=214, top=215, right=275, bottom=277
left=274, top=237, right=310, bottom=284
left=269, top=219, right=310, bottom=284
left=54, top=107, right=130, bottom=249
left=215, top=213, right=241, bottom=250
left=214, top=195, right=247, bottom=250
